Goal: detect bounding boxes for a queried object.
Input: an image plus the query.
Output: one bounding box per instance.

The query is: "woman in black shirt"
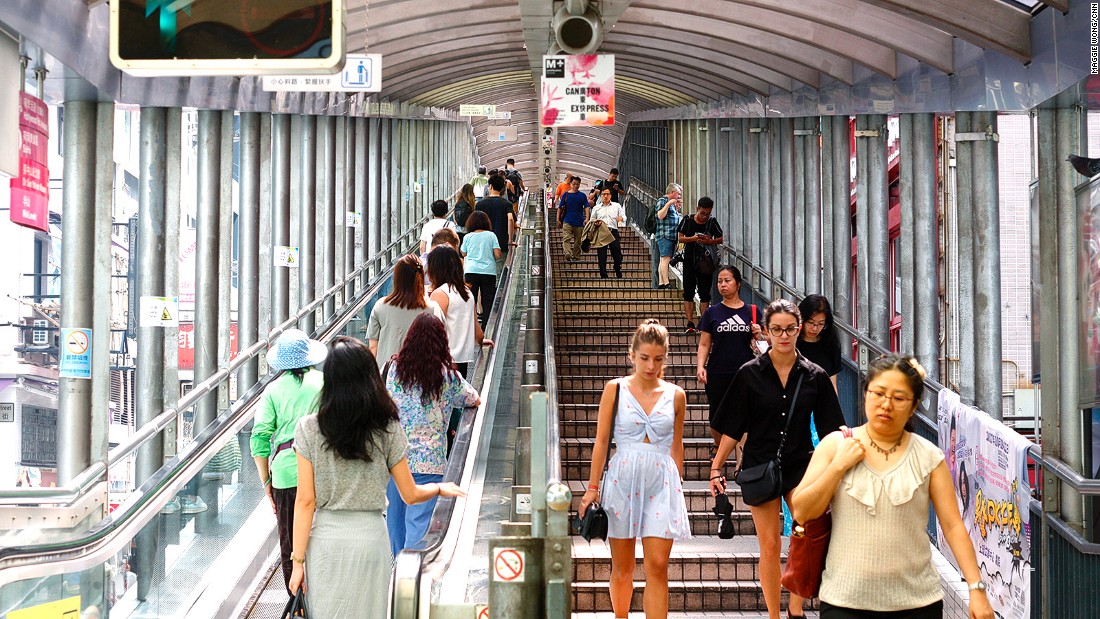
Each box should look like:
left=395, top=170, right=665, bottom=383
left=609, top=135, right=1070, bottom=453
left=796, top=294, right=843, bottom=391
left=709, top=299, right=844, bottom=619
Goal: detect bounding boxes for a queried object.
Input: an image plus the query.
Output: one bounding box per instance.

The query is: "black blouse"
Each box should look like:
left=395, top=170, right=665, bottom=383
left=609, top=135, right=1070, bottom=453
left=711, top=352, right=844, bottom=469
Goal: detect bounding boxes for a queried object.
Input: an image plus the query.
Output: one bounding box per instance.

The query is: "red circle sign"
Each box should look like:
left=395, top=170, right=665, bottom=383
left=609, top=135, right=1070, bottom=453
left=494, top=549, right=524, bottom=581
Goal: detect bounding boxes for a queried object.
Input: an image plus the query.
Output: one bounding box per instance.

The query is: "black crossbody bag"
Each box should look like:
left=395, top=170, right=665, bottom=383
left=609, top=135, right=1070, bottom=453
left=579, top=382, right=620, bottom=541
left=735, top=372, right=804, bottom=506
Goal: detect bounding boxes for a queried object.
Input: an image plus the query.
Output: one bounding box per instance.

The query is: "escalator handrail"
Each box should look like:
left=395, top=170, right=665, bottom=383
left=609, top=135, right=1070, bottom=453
left=390, top=197, right=528, bottom=618
left=0, top=219, right=430, bottom=507
left=0, top=227, right=428, bottom=587
left=542, top=201, right=562, bottom=486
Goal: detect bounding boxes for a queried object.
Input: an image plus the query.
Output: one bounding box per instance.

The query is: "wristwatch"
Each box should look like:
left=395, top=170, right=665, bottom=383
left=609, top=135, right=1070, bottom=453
left=967, top=580, right=986, bottom=592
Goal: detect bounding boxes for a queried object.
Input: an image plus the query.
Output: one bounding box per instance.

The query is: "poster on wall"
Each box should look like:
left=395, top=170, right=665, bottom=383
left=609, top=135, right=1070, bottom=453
left=540, top=54, right=614, bottom=127
left=937, top=389, right=1031, bottom=619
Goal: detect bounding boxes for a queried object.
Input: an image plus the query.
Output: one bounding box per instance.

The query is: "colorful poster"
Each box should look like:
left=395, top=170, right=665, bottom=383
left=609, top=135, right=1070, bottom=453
left=541, top=54, right=614, bottom=127
left=10, top=92, right=50, bottom=232
left=937, top=389, right=1031, bottom=619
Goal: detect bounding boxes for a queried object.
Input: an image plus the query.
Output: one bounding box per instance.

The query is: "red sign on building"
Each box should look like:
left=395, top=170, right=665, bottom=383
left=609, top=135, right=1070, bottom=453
left=177, top=323, right=239, bottom=371
left=9, top=93, right=50, bottom=232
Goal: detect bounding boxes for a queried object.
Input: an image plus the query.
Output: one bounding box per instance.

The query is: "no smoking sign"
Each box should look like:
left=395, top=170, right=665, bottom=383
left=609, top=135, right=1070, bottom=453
left=492, top=548, right=525, bottom=583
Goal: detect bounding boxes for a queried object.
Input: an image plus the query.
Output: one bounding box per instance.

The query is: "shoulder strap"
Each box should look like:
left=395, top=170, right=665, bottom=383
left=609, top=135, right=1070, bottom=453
left=751, top=304, right=757, bottom=323
left=603, top=381, right=621, bottom=474
left=774, top=372, right=805, bottom=461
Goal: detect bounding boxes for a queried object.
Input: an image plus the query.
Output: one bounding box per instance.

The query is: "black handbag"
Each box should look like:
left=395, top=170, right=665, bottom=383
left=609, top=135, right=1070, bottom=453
left=579, top=382, right=620, bottom=541
left=281, top=590, right=306, bottom=618
left=735, top=373, right=803, bottom=506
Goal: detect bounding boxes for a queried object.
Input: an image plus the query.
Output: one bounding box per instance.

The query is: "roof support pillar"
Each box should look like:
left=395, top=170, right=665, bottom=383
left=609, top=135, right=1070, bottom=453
left=970, top=111, right=1003, bottom=420
left=954, top=112, right=976, bottom=404
left=271, top=114, right=292, bottom=326
left=912, top=114, right=941, bottom=388
left=831, top=115, right=852, bottom=325
left=793, top=117, right=807, bottom=293
left=298, top=115, right=317, bottom=333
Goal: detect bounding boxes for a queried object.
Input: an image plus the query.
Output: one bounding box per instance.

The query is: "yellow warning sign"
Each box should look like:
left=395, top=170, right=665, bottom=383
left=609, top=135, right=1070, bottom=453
left=140, top=296, right=179, bottom=328
left=7, top=595, right=81, bottom=618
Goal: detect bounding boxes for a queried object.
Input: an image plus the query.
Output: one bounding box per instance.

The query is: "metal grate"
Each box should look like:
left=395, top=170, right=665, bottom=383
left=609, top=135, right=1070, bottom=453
left=20, top=406, right=57, bottom=467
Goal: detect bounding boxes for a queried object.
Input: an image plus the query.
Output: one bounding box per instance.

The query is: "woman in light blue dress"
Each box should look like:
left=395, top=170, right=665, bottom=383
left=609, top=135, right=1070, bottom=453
left=579, top=319, right=690, bottom=619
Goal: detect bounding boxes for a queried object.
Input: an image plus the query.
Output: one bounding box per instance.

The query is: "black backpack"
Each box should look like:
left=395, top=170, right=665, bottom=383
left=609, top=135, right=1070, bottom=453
left=644, top=198, right=660, bottom=234
left=453, top=199, right=473, bottom=227
left=505, top=169, right=524, bottom=201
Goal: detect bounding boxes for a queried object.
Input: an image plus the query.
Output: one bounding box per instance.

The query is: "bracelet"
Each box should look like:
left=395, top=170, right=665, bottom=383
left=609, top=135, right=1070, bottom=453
left=587, top=483, right=600, bottom=492
left=263, top=478, right=272, bottom=487
left=710, top=474, right=725, bottom=480
left=432, top=483, right=441, bottom=497
left=290, top=553, right=305, bottom=564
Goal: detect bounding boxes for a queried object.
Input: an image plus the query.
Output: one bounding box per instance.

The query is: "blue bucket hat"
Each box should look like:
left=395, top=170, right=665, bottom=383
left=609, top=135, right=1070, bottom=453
left=266, top=329, right=328, bottom=371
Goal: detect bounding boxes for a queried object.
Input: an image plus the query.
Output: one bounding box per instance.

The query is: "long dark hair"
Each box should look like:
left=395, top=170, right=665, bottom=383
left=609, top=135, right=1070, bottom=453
left=798, top=294, right=840, bottom=352
left=427, top=245, right=470, bottom=301
left=384, top=254, right=428, bottom=310
left=395, top=314, right=456, bottom=405
left=317, top=336, right=399, bottom=462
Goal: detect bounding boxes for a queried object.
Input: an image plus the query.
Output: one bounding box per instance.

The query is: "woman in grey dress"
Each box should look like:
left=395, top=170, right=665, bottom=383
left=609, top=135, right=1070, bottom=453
left=288, top=336, right=464, bottom=618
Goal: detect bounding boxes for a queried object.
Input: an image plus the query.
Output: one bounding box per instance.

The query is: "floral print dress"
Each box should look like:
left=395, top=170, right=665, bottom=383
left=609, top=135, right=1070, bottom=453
left=385, top=364, right=479, bottom=475
left=602, top=384, right=691, bottom=540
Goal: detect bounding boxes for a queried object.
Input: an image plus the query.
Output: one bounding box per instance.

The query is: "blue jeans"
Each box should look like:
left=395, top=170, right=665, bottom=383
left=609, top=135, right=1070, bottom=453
left=657, top=236, right=677, bottom=257
left=386, top=473, right=442, bottom=558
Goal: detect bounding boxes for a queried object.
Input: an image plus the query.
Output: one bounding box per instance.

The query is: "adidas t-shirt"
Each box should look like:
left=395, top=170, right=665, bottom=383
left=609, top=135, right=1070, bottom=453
left=699, top=302, right=759, bottom=374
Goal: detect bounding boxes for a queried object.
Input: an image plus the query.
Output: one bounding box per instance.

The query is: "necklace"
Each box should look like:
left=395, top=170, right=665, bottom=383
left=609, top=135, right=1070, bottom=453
left=868, top=435, right=903, bottom=460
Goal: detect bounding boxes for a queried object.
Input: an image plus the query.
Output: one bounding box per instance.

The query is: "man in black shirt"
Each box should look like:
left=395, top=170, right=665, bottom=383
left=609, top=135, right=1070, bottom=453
left=475, top=175, right=515, bottom=267
left=589, top=167, right=625, bottom=204
left=677, top=197, right=723, bottom=334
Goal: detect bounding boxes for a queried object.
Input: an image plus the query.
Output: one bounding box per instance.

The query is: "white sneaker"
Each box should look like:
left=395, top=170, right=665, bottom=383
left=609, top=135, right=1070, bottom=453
left=160, top=497, right=181, bottom=514
left=180, top=496, right=208, bottom=514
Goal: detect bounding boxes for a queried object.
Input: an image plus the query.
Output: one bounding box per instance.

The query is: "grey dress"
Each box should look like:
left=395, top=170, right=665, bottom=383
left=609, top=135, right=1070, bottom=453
left=294, top=416, right=409, bottom=618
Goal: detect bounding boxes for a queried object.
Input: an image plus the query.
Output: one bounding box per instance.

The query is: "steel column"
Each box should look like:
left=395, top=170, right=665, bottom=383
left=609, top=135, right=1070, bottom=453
left=912, top=114, right=940, bottom=383
left=1036, top=109, right=1061, bottom=516
left=194, top=110, right=222, bottom=431
left=746, top=119, right=760, bottom=267
left=369, top=118, right=382, bottom=264
left=767, top=119, right=780, bottom=296
left=831, top=115, right=852, bottom=324
left=820, top=117, right=835, bottom=301
left=971, top=111, right=1003, bottom=419
left=162, top=108, right=181, bottom=448
left=258, top=113, right=273, bottom=373
left=381, top=119, right=392, bottom=248
left=354, top=117, right=368, bottom=272
left=299, top=115, right=317, bottom=333
left=805, top=117, right=821, bottom=294
left=854, top=116, right=871, bottom=335
left=238, top=112, right=261, bottom=392
left=136, top=107, right=168, bottom=491
left=793, top=117, right=806, bottom=292
left=318, top=115, right=337, bottom=321
left=1055, top=106, right=1084, bottom=526
left=334, top=116, right=348, bottom=306
left=58, top=101, right=96, bottom=483
left=954, top=112, right=976, bottom=403
left=92, top=103, right=114, bottom=466
left=217, top=111, right=235, bottom=414
left=899, top=115, right=916, bottom=353
left=866, top=114, right=890, bottom=347
left=271, top=115, right=291, bottom=326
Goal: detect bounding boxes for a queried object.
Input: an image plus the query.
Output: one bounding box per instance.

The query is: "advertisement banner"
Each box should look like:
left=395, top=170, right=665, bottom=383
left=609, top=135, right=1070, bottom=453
left=178, top=323, right=237, bottom=371
left=937, top=389, right=1031, bottom=619
left=9, top=92, right=50, bottom=233
left=541, top=54, right=614, bottom=127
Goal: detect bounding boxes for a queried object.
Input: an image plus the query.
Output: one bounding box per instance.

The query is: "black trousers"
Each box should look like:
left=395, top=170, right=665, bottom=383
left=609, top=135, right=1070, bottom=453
left=821, top=600, right=943, bottom=619
left=596, top=229, right=623, bottom=278
left=272, top=485, right=297, bottom=596
left=465, top=272, right=497, bottom=330
left=682, top=263, right=713, bottom=303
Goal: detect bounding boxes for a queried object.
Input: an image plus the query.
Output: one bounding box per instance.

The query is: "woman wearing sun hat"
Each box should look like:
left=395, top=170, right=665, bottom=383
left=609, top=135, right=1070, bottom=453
left=250, top=328, right=327, bottom=598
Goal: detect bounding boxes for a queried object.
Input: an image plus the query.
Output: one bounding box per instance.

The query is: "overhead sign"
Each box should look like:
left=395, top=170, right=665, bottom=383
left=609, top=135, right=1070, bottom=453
left=59, top=328, right=92, bottom=380
left=541, top=54, right=614, bottom=127
left=460, top=104, right=496, bottom=117
left=937, top=389, right=1032, bottom=619
left=110, top=0, right=345, bottom=76
left=262, top=54, right=383, bottom=92
left=10, top=92, right=50, bottom=233
left=140, top=296, right=180, bottom=327
left=488, top=126, right=517, bottom=142
left=487, top=111, right=511, bottom=120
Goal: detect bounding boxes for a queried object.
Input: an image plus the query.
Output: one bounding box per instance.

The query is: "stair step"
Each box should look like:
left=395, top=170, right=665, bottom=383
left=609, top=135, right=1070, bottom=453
left=563, top=460, right=739, bottom=483
left=572, top=580, right=815, bottom=613
left=561, top=419, right=716, bottom=439
left=555, top=388, right=709, bottom=405
left=565, top=481, right=751, bottom=513
left=561, top=437, right=716, bottom=462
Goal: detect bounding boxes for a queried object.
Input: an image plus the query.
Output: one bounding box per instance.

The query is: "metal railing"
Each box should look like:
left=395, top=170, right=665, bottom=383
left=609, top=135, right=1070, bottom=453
left=0, top=217, right=431, bottom=590
left=390, top=197, right=527, bottom=619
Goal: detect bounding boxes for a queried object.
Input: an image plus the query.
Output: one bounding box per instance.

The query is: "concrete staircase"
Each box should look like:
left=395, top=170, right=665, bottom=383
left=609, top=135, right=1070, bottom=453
left=551, top=224, right=816, bottom=618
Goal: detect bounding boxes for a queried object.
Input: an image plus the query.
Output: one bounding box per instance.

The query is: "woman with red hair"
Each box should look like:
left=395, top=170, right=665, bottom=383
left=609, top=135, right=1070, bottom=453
left=383, top=313, right=480, bottom=557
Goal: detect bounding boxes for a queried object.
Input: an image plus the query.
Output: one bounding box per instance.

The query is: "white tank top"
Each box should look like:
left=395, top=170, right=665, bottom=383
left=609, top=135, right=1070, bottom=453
left=440, top=283, right=479, bottom=363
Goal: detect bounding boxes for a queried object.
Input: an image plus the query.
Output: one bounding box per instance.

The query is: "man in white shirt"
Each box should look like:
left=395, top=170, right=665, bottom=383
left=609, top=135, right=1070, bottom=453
left=589, top=188, right=626, bottom=278
left=419, top=199, right=456, bottom=254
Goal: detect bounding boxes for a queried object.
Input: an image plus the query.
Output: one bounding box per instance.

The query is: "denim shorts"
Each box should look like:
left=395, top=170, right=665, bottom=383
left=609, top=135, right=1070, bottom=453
left=656, top=236, right=677, bottom=257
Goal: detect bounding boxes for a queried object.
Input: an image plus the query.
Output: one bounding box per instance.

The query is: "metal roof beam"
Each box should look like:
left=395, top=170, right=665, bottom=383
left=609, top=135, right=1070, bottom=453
left=856, top=0, right=1031, bottom=62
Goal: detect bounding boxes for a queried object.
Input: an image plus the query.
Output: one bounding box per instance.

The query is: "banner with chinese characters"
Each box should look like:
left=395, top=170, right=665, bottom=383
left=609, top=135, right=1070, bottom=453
left=541, top=54, right=614, bottom=127
left=936, top=389, right=1031, bottom=619
left=10, top=92, right=50, bottom=232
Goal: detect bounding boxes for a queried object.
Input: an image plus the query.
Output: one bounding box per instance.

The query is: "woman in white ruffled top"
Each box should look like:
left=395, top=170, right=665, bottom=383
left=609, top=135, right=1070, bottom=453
left=791, top=354, right=993, bottom=619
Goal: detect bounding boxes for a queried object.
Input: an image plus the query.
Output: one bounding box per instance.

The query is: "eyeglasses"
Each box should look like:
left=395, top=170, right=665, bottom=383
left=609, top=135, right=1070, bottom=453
left=866, top=389, right=914, bottom=408
left=767, top=325, right=800, bottom=337
left=804, top=320, right=827, bottom=329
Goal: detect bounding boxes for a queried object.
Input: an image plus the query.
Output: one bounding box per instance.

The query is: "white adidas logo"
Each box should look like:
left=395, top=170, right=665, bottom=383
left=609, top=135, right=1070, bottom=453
left=715, top=314, right=751, bottom=334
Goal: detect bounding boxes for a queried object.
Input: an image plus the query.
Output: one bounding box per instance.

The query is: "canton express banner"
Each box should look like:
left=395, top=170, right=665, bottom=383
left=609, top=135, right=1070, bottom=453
left=937, top=389, right=1031, bottom=619
left=541, top=54, right=614, bottom=127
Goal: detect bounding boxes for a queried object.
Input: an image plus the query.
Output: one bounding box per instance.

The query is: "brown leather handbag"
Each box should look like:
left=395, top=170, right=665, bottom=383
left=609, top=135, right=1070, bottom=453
left=781, top=427, right=852, bottom=598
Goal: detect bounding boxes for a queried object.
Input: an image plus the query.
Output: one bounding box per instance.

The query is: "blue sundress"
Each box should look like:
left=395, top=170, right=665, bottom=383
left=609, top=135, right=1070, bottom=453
left=601, top=383, right=691, bottom=540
